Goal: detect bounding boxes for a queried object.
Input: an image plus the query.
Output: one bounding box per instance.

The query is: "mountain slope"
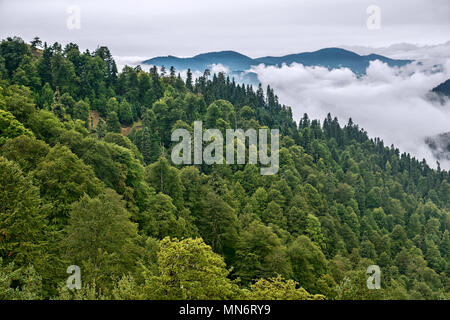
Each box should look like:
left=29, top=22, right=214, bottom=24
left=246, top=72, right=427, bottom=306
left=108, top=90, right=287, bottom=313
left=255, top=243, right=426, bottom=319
left=143, top=50, right=255, bottom=72
left=254, top=48, right=411, bottom=74
left=432, top=78, right=450, bottom=97
left=143, top=48, right=412, bottom=77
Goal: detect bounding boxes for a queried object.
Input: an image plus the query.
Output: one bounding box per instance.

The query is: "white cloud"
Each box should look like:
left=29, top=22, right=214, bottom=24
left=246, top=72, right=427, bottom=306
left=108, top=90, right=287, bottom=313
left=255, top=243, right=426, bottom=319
left=113, top=56, right=150, bottom=72
left=210, top=64, right=229, bottom=75
left=251, top=60, right=450, bottom=169
left=342, top=42, right=450, bottom=60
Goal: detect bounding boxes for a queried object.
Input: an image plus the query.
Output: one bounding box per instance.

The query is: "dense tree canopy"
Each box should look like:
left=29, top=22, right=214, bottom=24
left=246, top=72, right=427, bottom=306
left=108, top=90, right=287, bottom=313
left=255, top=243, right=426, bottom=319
left=0, top=36, right=448, bottom=300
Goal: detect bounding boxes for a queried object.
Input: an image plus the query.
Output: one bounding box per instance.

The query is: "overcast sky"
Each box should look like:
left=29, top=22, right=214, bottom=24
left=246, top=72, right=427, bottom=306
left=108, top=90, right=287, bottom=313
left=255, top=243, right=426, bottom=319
left=1, top=0, right=449, bottom=59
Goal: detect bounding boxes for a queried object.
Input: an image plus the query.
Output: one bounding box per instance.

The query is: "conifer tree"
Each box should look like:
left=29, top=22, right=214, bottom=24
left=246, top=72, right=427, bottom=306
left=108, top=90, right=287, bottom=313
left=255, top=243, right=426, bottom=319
left=96, top=118, right=106, bottom=138
left=118, top=100, right=133, bottom=125
left=186, top=68, right=193, bottom=90
left=141, top=125, right=152, bottom=165
left=106, top=111, right=121, bottom=133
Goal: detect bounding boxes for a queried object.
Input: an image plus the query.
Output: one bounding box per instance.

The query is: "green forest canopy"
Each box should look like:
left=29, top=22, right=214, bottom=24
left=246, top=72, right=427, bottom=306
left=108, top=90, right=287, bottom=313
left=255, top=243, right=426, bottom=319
left=0, top=36, right=449, bottom=300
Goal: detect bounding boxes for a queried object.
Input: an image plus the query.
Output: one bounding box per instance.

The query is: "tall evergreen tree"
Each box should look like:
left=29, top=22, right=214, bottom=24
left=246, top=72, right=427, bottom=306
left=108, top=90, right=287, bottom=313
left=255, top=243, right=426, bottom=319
left=186, top=68, right=193, bottom=90
left=106, top=111, right=121, bottom=133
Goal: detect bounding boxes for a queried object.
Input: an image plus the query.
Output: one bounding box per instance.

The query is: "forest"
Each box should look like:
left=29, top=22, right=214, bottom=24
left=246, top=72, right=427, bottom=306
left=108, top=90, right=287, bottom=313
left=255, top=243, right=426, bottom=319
left=0, top=36, right=449, bottom=300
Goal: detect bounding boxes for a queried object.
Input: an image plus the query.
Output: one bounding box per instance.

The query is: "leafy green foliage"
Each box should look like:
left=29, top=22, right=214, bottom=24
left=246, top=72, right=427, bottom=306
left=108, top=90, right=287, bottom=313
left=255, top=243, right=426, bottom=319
left=0, top=36, right=448, bottom=300
left=0, top=109, right=33, bottom=145
left=243, top=275, right=325, bottom=300
left=0, top=259, right=43, bottom=300
left=144, top=237, right=239, bottom=300
left=0, top=157, right=45, bottom=266
left=65, top=189, right=139, bottom=290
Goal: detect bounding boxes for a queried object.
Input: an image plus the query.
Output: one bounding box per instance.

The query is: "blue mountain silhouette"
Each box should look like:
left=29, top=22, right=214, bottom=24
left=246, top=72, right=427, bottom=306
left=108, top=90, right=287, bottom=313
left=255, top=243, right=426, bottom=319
left=432, top=78, right=450, bottom=98
left=142, top=48, right=412, bottom=81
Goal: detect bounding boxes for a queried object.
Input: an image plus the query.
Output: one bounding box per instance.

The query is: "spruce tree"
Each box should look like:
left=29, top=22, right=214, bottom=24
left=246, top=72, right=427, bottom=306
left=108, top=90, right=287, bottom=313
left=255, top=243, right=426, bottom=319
left=96, top=118, right=106, bottom=138
left=106, top=111, right=121, bottom=133
left=118, top=100, right=133, bottom=125
left=141, top=126, right=152, bottom=165
left=186, top=68, right=193, bottom=90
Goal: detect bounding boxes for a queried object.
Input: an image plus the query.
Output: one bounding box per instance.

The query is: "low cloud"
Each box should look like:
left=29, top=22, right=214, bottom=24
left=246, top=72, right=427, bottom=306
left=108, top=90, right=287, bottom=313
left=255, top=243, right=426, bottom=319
left=210, top=64, right=230, bottom=74
left=113, top=56, right=149, bottom=71
left=342, top=42, right=450, bottom=61
left=251, top=60, right=450, bottom=169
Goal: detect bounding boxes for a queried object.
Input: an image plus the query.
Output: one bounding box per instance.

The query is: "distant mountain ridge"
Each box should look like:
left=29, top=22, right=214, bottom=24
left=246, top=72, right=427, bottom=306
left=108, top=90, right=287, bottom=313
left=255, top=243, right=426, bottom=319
left=142, top=48, right=412, bottom=79
left=144, top=50, right=255, bottom=73
left=432, top=78, right=450, bottom=98
left=426, top=79, right=450, bottom=161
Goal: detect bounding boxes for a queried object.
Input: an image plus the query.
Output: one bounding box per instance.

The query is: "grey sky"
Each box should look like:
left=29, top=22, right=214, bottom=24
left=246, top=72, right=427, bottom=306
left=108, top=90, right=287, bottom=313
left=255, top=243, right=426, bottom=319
left=0, top=0, right=449, bottom=59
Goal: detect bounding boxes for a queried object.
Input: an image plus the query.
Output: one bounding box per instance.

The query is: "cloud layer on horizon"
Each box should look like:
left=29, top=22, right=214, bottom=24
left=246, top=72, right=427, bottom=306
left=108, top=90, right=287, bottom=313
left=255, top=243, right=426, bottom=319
left=251, top=60, right=450, bottom=169
left=342, top=42, right=450, bottom=59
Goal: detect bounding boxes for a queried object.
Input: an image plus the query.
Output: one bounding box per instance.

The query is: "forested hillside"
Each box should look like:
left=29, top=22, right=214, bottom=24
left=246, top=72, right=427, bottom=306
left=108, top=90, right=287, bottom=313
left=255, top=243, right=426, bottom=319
left=0, top=36, right=449, bottom=300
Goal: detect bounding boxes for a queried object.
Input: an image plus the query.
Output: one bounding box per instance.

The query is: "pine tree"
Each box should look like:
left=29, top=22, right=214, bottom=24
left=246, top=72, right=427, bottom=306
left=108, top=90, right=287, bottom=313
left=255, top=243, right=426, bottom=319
left=0, top=157, right=45, bottom=266
left=256, top=83, right=265, bottom=106
left=96, top=118, right=106, bottom=138
left=118, top=100, right=133, bottom=125
left=106, top=111, right=121, bottom=133
left=160, top=66, right=166, bottom=76
left=186, top=68, right=193, bottom=90
left=73, top=100, right=90, bottom=122
left=141, top=126, right=152, bottom=165
left=50, top=90, right=66, bottom=121
left=30, top=36, right=42, bottom=50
